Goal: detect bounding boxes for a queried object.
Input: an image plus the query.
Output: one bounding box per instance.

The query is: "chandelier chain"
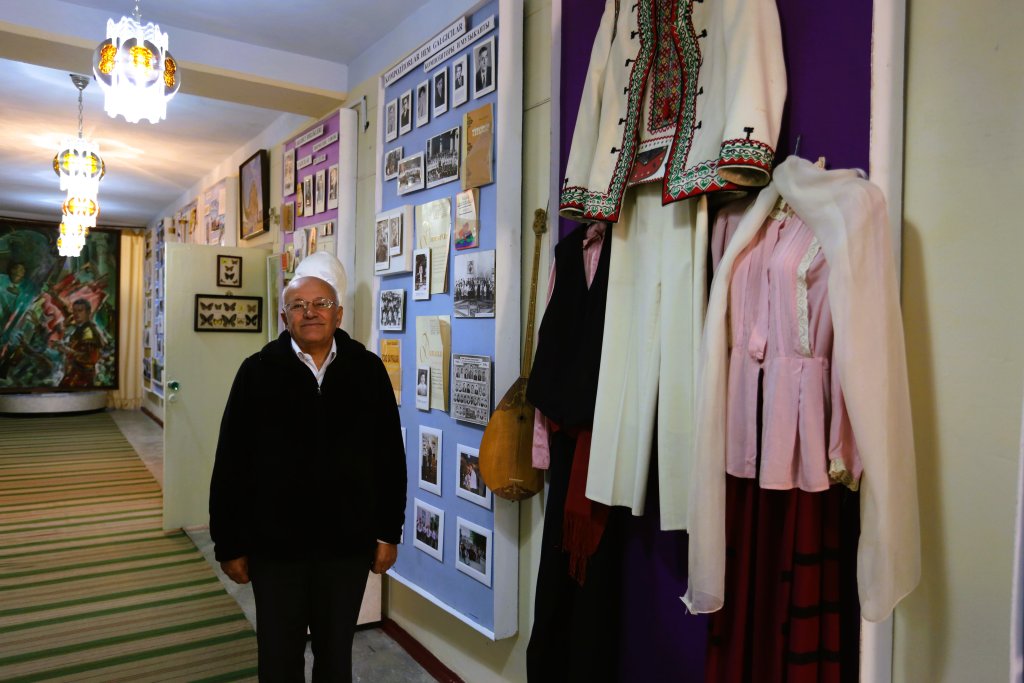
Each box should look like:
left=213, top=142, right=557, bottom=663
left=78, top=88, right=84, bottom=139
left=134, top=0, right=141, bottom=22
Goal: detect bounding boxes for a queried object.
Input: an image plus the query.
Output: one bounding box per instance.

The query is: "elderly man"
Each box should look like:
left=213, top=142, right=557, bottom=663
left=209, top=252, right=406, bottom=681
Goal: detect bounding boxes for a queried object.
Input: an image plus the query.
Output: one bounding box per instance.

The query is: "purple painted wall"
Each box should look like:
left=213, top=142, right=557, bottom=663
left=282, top=113, right=343, bottom=248
left=555, top=0, right=873, bottom=678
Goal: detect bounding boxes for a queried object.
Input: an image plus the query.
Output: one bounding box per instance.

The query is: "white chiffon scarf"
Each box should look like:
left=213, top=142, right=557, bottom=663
left=683, top=156, right=921, bottom=623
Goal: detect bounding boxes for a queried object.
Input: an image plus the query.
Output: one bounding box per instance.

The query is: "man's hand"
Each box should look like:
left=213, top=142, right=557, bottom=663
left=220, top=556, right=250, bottom=584
left=371, top=542, right=398, bottom=574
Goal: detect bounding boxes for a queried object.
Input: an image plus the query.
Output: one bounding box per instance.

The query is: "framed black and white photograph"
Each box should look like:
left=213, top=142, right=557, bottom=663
left=432, top=68, right=448, bottom=117
left=283, top=147, right=295, bottom=196
left=456, top=517, right=492, bottom=587
left=374, top=218, right=390, bottom=272
left=451, top=354, right=492, bottom=425
left=416, top=365, right=430, bottom=411
left=455, top=444, right=490, bottom=508
left=388, top=215, right=402, bottom=256
left=454, top=250, right=495, bottom=318
left=426, top=126, right=461, bottom=189
left=399, top=89, right=413, bottom=136
left=385, top=98, right=398, bottom=142
left=418, top=425, right=442, bottom=495
left=472, top=37, right=496, bottom=99
left=379, top=288, right=405, bottom=331
left=327, top=164, right=339, bottom=210
left=413, top=499, right=443, bottom=562
left=239, top=149, right=269, bottom=240
left=452, top=54, right=468, bottom=107
left=303, top=175, right=314, bottom=216
left=314, top=169, right=326, bottom=214
left=216, top=255, right=242, bottom=288
left=397, top=152, right=425, bottom=195
left=195, top=294, right=263, bottom=333
left=384, top=147, right=403, bottom=181
left=415, top=79, right=430, bottom=128
left=413, top=248, right=431, bottom=300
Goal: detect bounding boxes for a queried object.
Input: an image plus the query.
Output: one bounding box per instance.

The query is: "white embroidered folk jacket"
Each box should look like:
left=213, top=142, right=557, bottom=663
left=683, top=157, right=922, bottom=622
left=559, top=0, right=787, bottom=222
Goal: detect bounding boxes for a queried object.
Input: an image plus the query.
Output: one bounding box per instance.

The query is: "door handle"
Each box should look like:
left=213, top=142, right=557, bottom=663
left=167, top=380, right=181, bottom=402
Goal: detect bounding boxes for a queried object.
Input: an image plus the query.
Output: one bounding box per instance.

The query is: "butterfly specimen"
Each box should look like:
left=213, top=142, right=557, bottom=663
left=200, top=313, right=214, bottom=325
left=221, top=314, right=237, bottom=326
left=200, top=302, right=215, bottom=311
left=223, top=303, right=237, bottom=311
left=245, top=313, right=259, bottom=326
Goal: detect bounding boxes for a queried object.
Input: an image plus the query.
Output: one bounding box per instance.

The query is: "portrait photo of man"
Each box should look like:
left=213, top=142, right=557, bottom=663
left=432, top=68, right=448, bottom=117
left=452, top=55, right=468, bottom=107
left=399, top=90, right=412, bottom=135
left=473, top=38, right=496, bottom=98
left=416, top=80, right=430, bottom=128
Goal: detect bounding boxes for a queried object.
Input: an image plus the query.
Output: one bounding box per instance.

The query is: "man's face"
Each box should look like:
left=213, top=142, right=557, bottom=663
left=479, top=48, right=490, bottom=70
left=455, top=65, right=463, bottom=79
left=72, top=303, right=90, bottom=324
left=9, top=264, right=25, bottom=283
left=281, top=277, right=343, bottom=350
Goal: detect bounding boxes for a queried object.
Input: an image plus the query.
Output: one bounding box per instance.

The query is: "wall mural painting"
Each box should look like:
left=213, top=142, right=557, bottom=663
left=0, top=219, right=120, bottom=392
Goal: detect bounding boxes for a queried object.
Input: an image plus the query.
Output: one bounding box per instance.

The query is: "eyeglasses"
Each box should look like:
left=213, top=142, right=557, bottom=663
left=284, top=298, right=336, bottom=314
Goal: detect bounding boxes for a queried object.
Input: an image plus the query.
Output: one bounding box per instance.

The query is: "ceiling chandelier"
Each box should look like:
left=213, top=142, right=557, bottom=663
left=92, top=0, right=180, bottom=124
left=54, top=74, right=104, bottom=258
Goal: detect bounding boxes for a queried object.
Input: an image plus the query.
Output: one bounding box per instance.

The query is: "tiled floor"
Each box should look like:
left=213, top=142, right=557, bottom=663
left=109, top=409, right=437, bottom=683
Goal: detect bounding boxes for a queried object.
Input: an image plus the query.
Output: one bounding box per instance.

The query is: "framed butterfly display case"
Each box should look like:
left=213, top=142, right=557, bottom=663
left=194, top=294, right=263, bottom=333
left=217, top=255, right=243, bottom=287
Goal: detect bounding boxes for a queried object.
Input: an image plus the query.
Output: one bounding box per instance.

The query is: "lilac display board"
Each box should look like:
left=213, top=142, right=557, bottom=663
left=378, top=0, right=524, bottom=640
left=555, top=0, right=873, bottom=677
left=281, top=113, right=343, bottom=266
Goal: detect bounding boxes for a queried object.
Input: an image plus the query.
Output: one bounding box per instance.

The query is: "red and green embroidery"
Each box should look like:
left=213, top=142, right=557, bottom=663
left=648, top=0, right=682, bottom=133
left=663, top=0, right=703, bottom=202
left=718, top=138, right=774, bottom=174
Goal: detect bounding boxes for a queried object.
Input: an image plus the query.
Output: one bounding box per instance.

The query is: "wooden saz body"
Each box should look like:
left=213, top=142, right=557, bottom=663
left=479, top=208, right=547, bottom=501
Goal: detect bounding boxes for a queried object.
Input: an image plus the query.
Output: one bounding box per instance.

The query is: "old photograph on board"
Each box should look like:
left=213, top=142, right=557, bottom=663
left=385, top=98, right=398, bottom=142
left=413, top=499, right=443, bottom=562
left=416, top=365, right=430, bottom=411
left=451, top=353, right=491, bottom=426
left=456, top=517, right=492, bottom=587
left=453, top=250, right=495, bottom=318
left=379, top=288, right=405, bottom=332
left=374, top=218, right=390, bottom=271
left=384, top=147, right=402, bottom=181
left=397, top=152, right=425, bottom=195
left=426, top=126, right=461, bottom=189
left=455, top=444, right=490, bottom=509
left=413, top=248, right=431, bottom=300
left=416, top=79, right=430, bottom=128
left=418, top=425, right=442, bottom=495
left=472, top=37, right=496, bottom=99
left=399, top=89, right=412, bottom=136
left=432, top=67, right=448, bottom=117
left=452, top=54, right=468, bottom=107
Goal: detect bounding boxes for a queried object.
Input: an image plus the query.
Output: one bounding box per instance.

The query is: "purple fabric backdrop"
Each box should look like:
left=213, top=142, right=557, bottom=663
left=555, top=0, right=873, bottom=677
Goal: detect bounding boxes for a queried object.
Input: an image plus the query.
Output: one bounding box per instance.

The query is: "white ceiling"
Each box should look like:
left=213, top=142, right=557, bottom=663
left=0, top=0, right=436, bottom=227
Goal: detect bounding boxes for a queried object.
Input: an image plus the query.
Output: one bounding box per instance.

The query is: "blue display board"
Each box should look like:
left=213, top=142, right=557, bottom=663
left=375, top=0, right=523, bottom=640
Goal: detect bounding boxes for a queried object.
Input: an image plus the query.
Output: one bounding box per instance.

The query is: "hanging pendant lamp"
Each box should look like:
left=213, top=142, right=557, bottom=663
left=53, top=74, right=104, bottom=258
left=92, top=0, right=180, bottom=124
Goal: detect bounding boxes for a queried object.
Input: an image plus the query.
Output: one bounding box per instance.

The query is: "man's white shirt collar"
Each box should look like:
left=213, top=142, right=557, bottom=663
left=291, top=337, right=337, bottom=387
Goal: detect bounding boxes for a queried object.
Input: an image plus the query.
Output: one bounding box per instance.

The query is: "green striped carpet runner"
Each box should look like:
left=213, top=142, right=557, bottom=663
left=0, top=413, right=257, bottom=682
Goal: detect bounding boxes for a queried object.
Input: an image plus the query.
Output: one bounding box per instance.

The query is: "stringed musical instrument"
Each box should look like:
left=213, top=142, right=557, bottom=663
left=478, top=208, right=547, bottom=500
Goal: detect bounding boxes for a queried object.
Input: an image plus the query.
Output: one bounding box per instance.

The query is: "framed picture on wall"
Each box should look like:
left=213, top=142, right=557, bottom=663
left=455, top=517, right=492, bottom=587
left=315, top=169, right=326, bottom=214
left=238, top=149, right=269, bottom=240
left=455, top=444, right=490, bottom=509
left=452, top=55, right=468, bottom=107
left=374, top=218, right=390, bottom=272
left=397, top=152, right=425, bottom=195
left=472, top=37, right=496, bottom=99
left=195, top=294, right=263, bottom=333
left=303, top=176, right=314, bottom=216
left=413, top=499, right=443, bottom=562
left=399, top=89, right=413, bottom=136
left=327, top=164, right=339, bottom=210
left=216, top=255, right=242, bottom=287
left=384, top=147, right=402, bottom=181
left=379, top=288, right=405, bottom=331
left=415, top=79, right=430, bottom=128
left=418, top=426, right=442, bottom=495
left=283, top=147, right=295, bottom=196
left=432, top=68, right=448, bottom=117
left=426, top=126, right=461, bottom=189
left=413, top=248, right=431, bottom=300
left=282, top=202, right=295, bottom=233
left=385, top=98, right=398, bottom=142
left=415, top=365, right=430, bottom=410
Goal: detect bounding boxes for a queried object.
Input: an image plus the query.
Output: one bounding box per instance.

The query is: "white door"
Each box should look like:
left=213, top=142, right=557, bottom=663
left=163, top=243, right=271, bottom=530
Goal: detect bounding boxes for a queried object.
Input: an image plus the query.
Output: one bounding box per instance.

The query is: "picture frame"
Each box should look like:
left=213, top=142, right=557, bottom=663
left=456, top=517, right=492, bottom=587
left=315, top=169, right=326, bottom=214
left=379, top=288, right=405, bottom=331
left=388, top=214, right=402, bottom=256
left=455, top=444, right=490, bottom=509
left=399, top=89, right=413, bottom=136
left=239, top=149, right=269, bottom=240
left=216, top=254, right=242, bottom=288
left=374, top=217, right=390, bottom=272
left=452, top=54, right=469, bottom=107
left=413, top=499, right=444, bottom=562
left=296, top=187, right=304, bottom=217
left=426, top=126, right=461, bottom=189
left=303, top=176, right=314, bottom=216
left=418, top=425, right=442, bottom=495
left=282, top=201, right=295, bottom=233
left=413, top=248, right=431, bottom=300
left=327, top=164, right=339, bottom=210
left=472, top=37, right=496, bottom=99
left=451, top=354, right=492, bottom=425
left=415, top=79, right=431, bottom=128
left=397, top=152, right=425, bottom=195
left=194, top=294, right=263, bottom=333
left=415, top=365, right=430, bottom=411
left=454, top=250, right=496, bottom=318
left=432, top=67, right=448, bottom=117
left=283, top=147, right=295, bottom=196
left=305, top=226, right=317, bottom=256
left=385, top=98, right=398, bottom=142
left=384, top=147, right=403, bottom=181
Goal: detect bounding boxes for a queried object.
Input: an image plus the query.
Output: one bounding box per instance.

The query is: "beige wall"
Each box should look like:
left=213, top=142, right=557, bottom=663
left=342, top=0, right=551, bottom=680
left=896, top=0, right=1024, bottom=680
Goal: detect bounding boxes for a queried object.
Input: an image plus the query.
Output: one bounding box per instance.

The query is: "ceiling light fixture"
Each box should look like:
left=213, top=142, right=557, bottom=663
left=92, top=0, right=180, bottom=124
left=54, top=74, right=104, bottom=258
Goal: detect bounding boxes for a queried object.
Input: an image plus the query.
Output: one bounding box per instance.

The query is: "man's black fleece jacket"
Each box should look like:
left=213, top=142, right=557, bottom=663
left=209, top=329, right=407, bottom=562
